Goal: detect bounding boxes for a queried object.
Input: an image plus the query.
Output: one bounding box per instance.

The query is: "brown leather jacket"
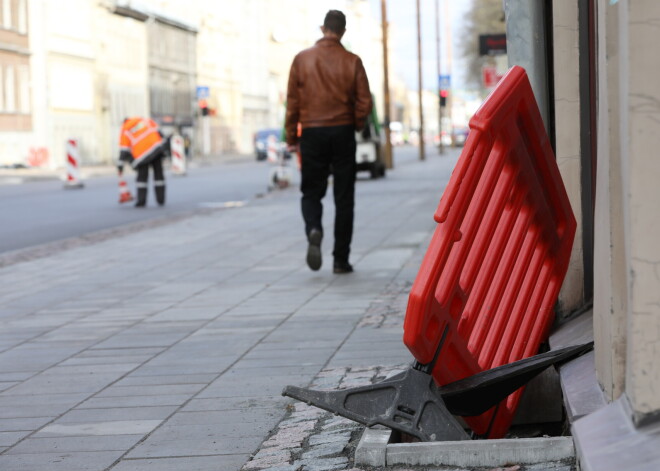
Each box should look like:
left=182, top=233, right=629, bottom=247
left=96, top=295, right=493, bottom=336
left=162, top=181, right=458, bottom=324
left=285, top=37, right=372, bottom=145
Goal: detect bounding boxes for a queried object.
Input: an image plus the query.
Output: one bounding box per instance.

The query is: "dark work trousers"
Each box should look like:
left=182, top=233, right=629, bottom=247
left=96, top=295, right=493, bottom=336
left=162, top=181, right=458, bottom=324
left=300, top=125, right=356, bottom=263
left=135, top=154, right=166, bottom=206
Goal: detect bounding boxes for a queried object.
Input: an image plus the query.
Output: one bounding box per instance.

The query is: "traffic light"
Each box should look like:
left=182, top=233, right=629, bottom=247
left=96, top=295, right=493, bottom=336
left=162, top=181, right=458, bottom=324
left=198, top=99, right=209, bottom=116
left=440, top=89, right=448, bottom=107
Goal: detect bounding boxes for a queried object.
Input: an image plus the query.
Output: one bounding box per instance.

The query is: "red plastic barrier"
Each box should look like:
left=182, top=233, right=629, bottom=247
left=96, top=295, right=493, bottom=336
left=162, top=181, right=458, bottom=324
left=403, top=66, right=576, bottom=438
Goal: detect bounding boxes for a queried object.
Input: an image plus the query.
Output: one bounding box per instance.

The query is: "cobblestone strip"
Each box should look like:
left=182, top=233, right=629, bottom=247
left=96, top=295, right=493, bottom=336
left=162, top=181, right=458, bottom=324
left=240, top=364, right=407, bottom=471
left=239, top=276, right=576, bottom=471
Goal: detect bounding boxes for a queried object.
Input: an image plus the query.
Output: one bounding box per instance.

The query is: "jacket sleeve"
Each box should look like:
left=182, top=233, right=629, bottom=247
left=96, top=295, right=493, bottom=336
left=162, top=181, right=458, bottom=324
left=285, top=56, right=301, bottom=146
left=117, top=126, right=132, bottom=167
left=353, top=58, right=373, bottom=131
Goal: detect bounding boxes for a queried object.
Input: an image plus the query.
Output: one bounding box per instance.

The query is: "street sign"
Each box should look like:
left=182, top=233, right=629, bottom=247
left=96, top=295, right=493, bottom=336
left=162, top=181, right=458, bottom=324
left=196, top=86, right=210, bottom=99
left=479, top=34, right=507, bottom=56
left=439, top=74, right=451, bottom=89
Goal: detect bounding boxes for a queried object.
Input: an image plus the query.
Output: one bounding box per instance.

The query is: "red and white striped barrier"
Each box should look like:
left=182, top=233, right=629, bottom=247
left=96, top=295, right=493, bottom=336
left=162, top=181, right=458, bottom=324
left=118, top=174, right=133, bottom=203
left=64, top=139, right=84, bottom=189
left=170, top=134, right=186, bottom=175
left=266, top=134, right=278, bottom=163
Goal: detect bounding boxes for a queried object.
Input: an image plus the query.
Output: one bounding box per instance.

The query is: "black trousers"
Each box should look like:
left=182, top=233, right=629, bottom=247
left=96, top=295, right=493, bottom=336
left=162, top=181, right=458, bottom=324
left=136, top=154, right=165, bottom=205
left=300, top=125, right=356, bottom=263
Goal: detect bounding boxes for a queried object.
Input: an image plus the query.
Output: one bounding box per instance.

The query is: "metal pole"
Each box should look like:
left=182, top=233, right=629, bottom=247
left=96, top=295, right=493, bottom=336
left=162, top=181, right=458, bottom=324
left=436, top=0, right=444, bottom=154
left=503, top=0, right=549, bottom=132
left=444, top=0, right=453, bottom=137
left=381, top=0, right=393, bottom=169
left=416, top=0, right=425, bottom=161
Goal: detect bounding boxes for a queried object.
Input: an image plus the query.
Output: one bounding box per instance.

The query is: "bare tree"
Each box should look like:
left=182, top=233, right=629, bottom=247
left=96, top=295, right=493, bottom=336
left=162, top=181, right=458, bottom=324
left=459, top=0, right=506, bottom=89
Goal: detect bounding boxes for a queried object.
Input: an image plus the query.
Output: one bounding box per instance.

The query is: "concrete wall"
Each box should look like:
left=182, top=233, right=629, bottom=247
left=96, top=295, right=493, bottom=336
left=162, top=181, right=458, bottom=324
left=622, top=0, right=660, bottom=423
left=591, top=0, right=660, bottom=422
left=551, top=0, right=584, bottom=313
left=593, top=0, right=627, bottom=403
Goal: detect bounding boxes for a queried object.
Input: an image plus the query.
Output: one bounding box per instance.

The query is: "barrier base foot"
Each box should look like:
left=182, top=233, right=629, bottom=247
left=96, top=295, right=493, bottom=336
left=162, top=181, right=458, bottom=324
left=284, top=367, right=469, bottom=442
left=283, top=342, right=593, bottom=442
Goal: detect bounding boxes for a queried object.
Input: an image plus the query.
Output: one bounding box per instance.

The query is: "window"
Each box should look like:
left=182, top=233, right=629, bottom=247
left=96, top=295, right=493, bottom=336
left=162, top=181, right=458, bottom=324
left=17, top=0, right=26, bottom=34
left=5, top=65, right=15, bottom=112
left=2, top=0, right=11, bottom=29
left=18, top=65, right=29, bottom=113
left=0, top=67, right=4, bottom=111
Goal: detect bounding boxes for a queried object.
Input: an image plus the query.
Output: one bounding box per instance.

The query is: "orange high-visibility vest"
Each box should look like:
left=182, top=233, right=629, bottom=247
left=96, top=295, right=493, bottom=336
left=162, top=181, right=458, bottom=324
left=119, top=117, right=164, bottom=168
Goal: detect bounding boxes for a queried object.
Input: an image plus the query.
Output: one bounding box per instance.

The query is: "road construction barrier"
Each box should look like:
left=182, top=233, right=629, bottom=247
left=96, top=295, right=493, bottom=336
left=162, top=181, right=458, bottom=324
left=64, top=139, right=84, bottom=189
left=170, top=134, right=186, bottom=175
left=284, top=66, right=584, bottom=442
left=266, top=134, right=278, bottom=163
left=118, top=174, right=133, bottom=204
left=403, top=65, right=577, bottom=438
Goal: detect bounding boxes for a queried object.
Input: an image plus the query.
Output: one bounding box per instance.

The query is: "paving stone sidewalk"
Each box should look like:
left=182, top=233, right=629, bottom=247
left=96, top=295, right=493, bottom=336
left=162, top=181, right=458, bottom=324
left=239, top=281, right=576, bottom=471
left=0, top=154, right=458, bottom=470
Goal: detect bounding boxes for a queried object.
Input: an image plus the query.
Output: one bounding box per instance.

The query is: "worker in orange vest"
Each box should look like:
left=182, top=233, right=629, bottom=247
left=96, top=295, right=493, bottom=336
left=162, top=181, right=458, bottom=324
left=118, top=117, right=167, bottom=207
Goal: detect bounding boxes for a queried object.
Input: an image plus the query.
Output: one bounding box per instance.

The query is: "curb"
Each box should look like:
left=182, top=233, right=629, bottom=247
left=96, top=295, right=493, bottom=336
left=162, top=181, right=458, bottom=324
left=355, top=428, right=575, bottom=468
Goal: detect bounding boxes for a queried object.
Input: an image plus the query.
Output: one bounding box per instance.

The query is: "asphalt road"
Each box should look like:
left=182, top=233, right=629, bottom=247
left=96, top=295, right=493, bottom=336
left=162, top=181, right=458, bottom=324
left=0, top=145, right=445, bottom=255
left=0, top=159, right=285, bottom=254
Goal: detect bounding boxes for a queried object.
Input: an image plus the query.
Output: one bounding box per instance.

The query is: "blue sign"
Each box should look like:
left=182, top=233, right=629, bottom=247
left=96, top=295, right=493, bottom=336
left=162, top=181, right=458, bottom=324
left=439, top=75, right=451, bottom=89
left=196, top=86, right=210, bottom=99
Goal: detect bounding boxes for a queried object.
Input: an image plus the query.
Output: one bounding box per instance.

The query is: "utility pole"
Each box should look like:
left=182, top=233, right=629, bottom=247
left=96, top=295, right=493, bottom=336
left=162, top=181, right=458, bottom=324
left=381, top=0, right=393, bottom=169
left=436, top=0, right=444, bottom=154
left=444, top=0, right=453, bottom=137
left=416, top=0, right=425, bottom=161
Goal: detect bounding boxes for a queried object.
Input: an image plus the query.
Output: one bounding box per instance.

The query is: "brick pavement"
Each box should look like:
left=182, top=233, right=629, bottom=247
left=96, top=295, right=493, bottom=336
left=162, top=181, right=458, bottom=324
left=0, top=151, right=575, bottom=471
left=0, top=154, right=455, bottom=470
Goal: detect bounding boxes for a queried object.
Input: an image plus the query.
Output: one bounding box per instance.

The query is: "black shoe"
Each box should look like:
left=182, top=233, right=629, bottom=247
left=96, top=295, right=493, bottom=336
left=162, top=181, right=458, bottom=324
left=333, top=260, right=353, bottom=274
left=306, top=228, right=323, bottom=271
left=134, top=202, right=146, bottom=208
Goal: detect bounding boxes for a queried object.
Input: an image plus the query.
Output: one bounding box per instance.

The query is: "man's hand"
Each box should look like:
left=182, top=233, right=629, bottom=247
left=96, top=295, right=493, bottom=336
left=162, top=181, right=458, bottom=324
left=287, top=144, right=299, bottom=154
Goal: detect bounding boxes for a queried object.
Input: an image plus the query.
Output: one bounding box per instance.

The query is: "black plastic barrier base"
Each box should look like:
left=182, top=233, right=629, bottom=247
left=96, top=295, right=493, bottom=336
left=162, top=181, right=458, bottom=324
left=282, top=342, right=593, bottom=442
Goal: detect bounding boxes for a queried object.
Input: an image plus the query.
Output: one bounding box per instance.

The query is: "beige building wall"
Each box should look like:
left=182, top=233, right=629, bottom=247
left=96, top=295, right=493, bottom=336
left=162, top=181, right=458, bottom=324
left=593, top=0, right=627, bottom=402
left=28, top=0, right=99, bottom=168
left=621, top=0, right=660, bottom=422
left=0, top=0, right=32, bottom=165
left=551, top=1, right=584, bottom=314
left=566, top=0, right=660, bottom=421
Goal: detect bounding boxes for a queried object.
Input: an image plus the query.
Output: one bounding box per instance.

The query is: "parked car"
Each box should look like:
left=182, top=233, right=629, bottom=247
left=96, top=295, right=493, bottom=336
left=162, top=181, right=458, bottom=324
left=254, top=128, right=290, bottom=161
left=389, top=121, right=404, bottom=146
left=452, top=127, right=469, bottom=147
left=355, top=97, right=386, bottom=179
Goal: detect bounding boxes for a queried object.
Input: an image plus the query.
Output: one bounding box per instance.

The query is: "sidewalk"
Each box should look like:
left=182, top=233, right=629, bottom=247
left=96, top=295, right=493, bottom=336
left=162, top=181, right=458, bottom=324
left=0, top=152, right=463, bottom=471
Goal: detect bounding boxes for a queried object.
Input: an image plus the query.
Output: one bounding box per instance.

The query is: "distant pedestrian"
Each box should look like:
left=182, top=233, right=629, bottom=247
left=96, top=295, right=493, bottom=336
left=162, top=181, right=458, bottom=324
left=118, top=117, right=167, bottom=207
left=285, top=10, right=373, bottom=274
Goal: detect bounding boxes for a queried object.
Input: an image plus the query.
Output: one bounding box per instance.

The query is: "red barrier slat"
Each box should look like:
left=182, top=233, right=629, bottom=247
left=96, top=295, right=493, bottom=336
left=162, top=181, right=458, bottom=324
left=402, top=66, right=576, bottom=438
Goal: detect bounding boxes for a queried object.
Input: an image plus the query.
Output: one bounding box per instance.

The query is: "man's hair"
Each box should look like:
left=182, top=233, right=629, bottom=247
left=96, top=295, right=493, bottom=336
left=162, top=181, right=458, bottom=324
left=323, top=10, right=346, bottom=34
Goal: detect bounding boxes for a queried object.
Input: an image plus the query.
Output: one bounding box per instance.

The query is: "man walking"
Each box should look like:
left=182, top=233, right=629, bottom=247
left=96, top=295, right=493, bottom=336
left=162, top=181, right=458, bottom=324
left=285, top=10, right=373, bottom=274
left=118, top=117, right=167, bottom=207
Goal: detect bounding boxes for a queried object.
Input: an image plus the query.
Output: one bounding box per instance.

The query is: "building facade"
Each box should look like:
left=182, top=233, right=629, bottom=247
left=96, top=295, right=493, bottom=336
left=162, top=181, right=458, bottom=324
left=505, top=1, right=660, bottom=468
left=28, top=0, right=98, bottom=168
left=147, top=16, right=196, bottom=140
left=14, top=0, right=393, bottom=166
left=0, top=0, right=31, bottom=166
